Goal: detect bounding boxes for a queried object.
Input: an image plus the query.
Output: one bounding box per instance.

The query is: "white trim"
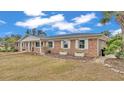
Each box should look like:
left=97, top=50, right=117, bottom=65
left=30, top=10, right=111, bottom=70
left=85, top=39, right=88, bottom=49
left=61, top=39, right=70, bottom=49
left=75, top=40, right=78, bottom=49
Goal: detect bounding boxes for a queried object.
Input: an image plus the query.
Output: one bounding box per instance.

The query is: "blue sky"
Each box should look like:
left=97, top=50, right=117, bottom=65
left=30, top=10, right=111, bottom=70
left=0, top=11, right=121, bottom=37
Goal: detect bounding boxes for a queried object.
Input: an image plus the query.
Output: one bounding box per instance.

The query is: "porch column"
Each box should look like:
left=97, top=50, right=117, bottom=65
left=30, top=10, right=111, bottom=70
left=39, top=40, right=42, bottom=55
left=28, top=42, right=30, bottom=52
left=20, top=41, right=22, bottom=52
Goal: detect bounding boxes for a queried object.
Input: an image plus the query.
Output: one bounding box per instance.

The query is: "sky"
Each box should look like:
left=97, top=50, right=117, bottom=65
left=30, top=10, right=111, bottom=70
left=0, top=11, right=121, bottom=37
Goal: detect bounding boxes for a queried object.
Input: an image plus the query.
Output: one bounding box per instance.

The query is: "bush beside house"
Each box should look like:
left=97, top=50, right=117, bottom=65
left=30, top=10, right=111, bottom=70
left=105, top=34, right=124, bottom=58
left=0, top=34, right=21, bottom=52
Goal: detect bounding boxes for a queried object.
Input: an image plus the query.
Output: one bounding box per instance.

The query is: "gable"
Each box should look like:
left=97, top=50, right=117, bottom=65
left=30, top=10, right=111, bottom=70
left=21, top=35, right=40, bottom=42
left=99, top=35, right=109, bottom=41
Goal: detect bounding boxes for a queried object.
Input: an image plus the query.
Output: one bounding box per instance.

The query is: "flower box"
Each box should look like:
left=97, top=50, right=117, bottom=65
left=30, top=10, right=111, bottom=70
left=59, top=51, right=67, bottom=55
left=74, top=52, right=84, bottom=57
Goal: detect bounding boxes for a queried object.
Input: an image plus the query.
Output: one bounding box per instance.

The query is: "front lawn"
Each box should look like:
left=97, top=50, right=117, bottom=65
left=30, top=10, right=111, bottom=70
left=0, top=53, right=124, bottom=80
left=105, top=58, right=124, bottom=72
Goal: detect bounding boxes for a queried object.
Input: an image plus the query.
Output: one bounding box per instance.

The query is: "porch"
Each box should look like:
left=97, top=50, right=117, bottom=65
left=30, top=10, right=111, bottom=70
left=19, top=35, right=43, bottom=54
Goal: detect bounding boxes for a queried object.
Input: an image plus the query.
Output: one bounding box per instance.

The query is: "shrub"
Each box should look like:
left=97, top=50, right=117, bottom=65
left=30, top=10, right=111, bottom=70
left=105, top=35, right=124, bottom=58
left=11, top=48, right=18, bottom=52
left=0, top=46, right=18, bottom=52
left=115, top=51, right=124, bottom=59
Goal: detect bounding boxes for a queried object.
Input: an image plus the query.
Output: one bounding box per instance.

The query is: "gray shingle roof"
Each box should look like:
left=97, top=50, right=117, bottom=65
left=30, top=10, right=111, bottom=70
left=18, top=33, right=103, bottom=42
left=44, top=33, right=102, bottom=39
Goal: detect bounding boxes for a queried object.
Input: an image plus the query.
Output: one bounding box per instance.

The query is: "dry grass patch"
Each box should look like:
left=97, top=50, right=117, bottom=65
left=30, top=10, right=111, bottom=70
left=0, top=53, right=124, bottom=80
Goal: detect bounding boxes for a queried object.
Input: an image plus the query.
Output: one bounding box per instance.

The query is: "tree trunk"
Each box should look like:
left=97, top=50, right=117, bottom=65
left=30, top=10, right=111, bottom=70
left=120, top=24, right=124, bottom=51
left=117, top=14, right=124, bottom=51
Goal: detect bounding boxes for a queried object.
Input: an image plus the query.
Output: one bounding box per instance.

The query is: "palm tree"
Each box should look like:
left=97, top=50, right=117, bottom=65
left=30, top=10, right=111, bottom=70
left=100, top=11, right=124, bottom=51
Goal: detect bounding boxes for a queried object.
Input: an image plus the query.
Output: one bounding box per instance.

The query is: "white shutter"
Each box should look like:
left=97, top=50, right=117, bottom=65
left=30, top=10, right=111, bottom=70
left=75, top=40, right=79, bottom=49
left=68, top=40, right=70, bottom=49
left=61, top=40, right=63, bottom=48
left=85, top=39, right=88, bottom=49
left=46, top=42, right=48, bottom=47
left=52, top=41, right=54, bottom=48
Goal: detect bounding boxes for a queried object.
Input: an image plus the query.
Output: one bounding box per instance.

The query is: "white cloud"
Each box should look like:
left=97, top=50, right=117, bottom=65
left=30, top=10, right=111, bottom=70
left=16, top=17, right=43, bottom=28
left=15, top=14, right=64, bottom=28
left=15, top=13, right=93, bottom=34
left=0, top=20, right=6, bottom=24
left=96, top=23, right=103, bottom=27
left=24, top=10, right=46, bottom=16
left=72, top=13, right=96, bottom=25
left=56, top=31, right=67, bottom=35
left=78, top=27, right=91, bottom=31
left=52, top=22, right=91, bottom=33
left=52, top=22, right=76, bottom=32
left=48, top=14, right=64, bottom=23
left=111, top=29, right=121, bottom=36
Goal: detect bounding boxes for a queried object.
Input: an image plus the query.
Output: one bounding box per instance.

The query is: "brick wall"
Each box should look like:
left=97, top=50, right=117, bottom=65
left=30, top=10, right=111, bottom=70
left=16, top=38, right=99, bottom=57
left=87, top=39, right=98, bottom=57
left=47, top=39, right=98, bottom=57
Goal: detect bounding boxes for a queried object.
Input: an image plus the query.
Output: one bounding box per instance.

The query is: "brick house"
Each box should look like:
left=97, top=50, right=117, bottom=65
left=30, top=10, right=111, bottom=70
left=15, top=33, right=108, bottom=57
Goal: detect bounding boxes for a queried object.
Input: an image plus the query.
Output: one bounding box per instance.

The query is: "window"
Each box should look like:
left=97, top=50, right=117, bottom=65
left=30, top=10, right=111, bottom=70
left=48, top=41, right=54, bottom=48
left=61, top=40, right=70, bottom=49
left=36, top=42, right=40, bottom=47
left=78, top=40, right=85, bottom=49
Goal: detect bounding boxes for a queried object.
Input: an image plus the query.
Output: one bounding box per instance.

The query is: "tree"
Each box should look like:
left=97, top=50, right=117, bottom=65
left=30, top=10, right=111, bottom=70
left=2, top=34, right=21, bottom=52
left=101, top=30, right=111, bottom=37
left=26, top=29, right=30, bottom=35
left=105, top=34, right=124, bottom=58
left=37, top=30, right=47, bottom=36
left=32, top=28, right=36, bottom=35
left=100, top=11, right=124, bottom=51
left=4, top=34, right=21, bottom=44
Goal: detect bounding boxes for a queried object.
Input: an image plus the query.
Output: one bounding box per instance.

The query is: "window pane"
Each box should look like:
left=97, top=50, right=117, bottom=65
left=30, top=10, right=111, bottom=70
left=64, top=44, right=68, bottom=48
left=41, top=42, right=43, bottom=47
left=48, top=41, right=53, bottom=48
left=79, top=40, right=85, bottom=48
left=62, top=40, right=68, bottom=48
left=36, top=42, right=40, bottom=47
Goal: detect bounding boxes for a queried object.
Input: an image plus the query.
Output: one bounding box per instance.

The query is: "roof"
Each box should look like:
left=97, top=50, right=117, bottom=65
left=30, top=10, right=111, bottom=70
left=44, top=33, right=103, bottom=39
left=18, top=35, right=40, bottom=42
left=18, top=33, right=105, bottom=42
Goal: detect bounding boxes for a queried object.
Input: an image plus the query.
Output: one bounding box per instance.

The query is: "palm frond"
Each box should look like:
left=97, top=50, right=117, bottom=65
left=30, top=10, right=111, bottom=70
left=100, top=11, right=113, bottom=24
left=100, top=18, right=110, bottom=24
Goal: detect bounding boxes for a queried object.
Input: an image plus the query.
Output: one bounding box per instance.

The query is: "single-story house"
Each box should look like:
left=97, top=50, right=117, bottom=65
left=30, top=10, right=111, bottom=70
left=0, top=42, right=5, bottom=49
left=15, top=32, right=108, bottom=57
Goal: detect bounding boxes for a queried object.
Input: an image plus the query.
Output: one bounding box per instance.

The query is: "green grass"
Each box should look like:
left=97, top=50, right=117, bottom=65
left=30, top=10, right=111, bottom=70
left=0, top=53, right=124, bottom=80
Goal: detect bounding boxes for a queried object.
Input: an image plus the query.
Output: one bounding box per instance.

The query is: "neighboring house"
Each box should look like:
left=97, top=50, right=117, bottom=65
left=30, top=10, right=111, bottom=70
left=15, top=32, right=108, bottom=57
left=0, top=42, right=5, bottom=48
